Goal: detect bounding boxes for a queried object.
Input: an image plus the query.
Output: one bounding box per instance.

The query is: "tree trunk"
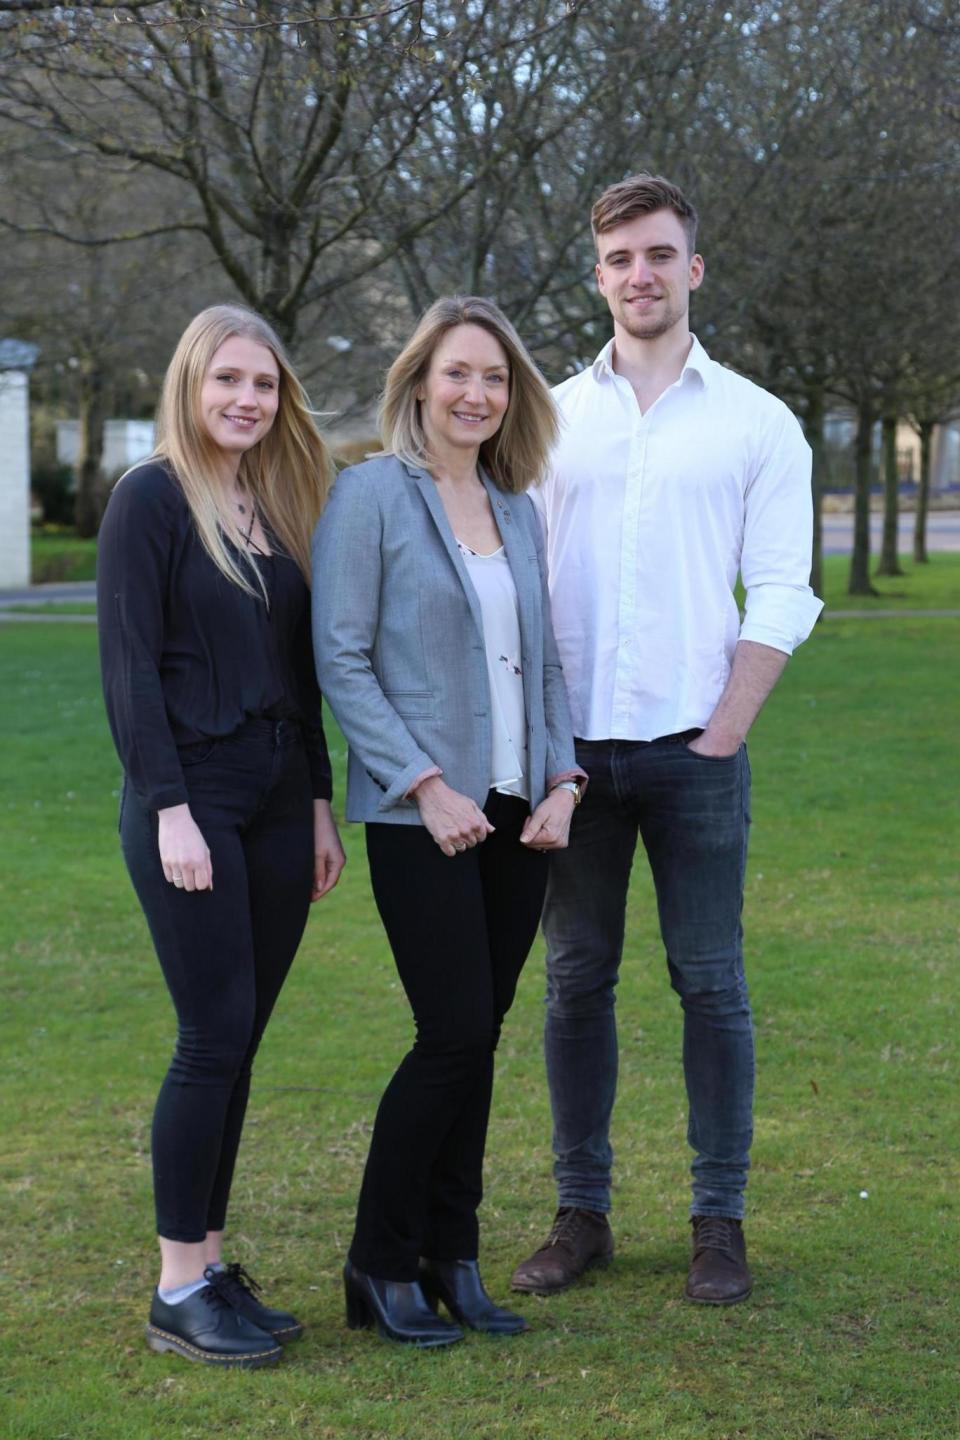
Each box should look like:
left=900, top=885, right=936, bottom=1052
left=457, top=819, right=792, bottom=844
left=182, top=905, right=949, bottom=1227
left=848, top=398, right=877, bottom=595
left=913, top=419, right=932, bottom=564
left=802, top=382, right=825, bottom=599
left=74, top=359, right=108, bottom=539
left=260, top=214, right=297, bottom=346
left=875, top=410, right=903, bottom=576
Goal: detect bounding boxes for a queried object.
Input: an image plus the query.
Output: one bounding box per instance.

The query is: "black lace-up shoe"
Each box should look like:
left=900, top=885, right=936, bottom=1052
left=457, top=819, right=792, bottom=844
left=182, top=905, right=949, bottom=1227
left=685, top=1216, right=753, bottom=1305
left=510, top=1207, right=614, bottom=1295
left=145, top=1282, right=282, bottom=1367
left=206, top=1263, right=304, bottom=1341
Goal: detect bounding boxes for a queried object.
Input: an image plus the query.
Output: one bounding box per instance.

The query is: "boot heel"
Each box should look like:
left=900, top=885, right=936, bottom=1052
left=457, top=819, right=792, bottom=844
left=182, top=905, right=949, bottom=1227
left=344, top=1282, right=373, bottom=1330
left=418, top=1275, right=441, bottom=1313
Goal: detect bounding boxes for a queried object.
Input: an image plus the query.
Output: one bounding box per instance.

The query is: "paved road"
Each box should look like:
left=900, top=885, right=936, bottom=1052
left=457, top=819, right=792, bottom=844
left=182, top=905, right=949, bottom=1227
left=0, top=580, right=97, bottom=621
left=0, top=581, right=96, bottom=605
left=822, top=509, right=960, bottom=555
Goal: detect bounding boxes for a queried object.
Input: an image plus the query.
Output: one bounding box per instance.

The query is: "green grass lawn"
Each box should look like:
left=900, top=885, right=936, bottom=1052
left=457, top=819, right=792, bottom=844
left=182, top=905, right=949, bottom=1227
left=821, top=552, right=960, bottom=610
left=30, top=528, right=99, bottom=583
left=746, top=552, right=960, bottom=613
left=2, top=616, right=958, bottom=1439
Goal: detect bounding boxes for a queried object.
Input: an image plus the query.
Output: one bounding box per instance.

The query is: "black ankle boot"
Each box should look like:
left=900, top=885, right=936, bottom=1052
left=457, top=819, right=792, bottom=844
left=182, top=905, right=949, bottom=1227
left=343, top=1260, right=463, bottom=1346
left=419, top=1258, right=529, bottom=1335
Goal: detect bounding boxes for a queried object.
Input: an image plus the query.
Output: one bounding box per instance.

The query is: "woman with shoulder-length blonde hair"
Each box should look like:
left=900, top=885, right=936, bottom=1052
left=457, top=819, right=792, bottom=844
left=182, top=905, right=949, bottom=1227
left=98, top=303, right=346, bottom=1368
left=312, top=295, right=585, bottom=1346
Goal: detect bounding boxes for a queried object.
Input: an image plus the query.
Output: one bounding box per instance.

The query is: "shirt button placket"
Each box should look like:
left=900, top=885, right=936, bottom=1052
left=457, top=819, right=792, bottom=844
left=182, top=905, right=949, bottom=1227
left=613, top=414, right=645, bottom=734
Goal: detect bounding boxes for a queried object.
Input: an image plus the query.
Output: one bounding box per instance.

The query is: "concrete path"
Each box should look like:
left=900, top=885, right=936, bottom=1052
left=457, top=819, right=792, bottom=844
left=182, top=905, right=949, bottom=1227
left=822, top=608, right=960, bottom=619
left=0, top=610, right=96, bottom=623
left=0, top=581, right=96, bottom=605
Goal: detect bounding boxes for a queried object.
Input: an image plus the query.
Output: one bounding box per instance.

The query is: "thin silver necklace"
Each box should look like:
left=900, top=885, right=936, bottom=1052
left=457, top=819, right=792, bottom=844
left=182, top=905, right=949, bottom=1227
left=232, top=486, right=267, bottom=556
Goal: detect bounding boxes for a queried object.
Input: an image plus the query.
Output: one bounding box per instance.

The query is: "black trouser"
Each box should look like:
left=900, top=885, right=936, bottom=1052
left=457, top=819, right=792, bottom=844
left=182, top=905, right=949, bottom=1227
left=350, top=791, right=548, bottom=1281
left=120, top=718, right=314, bottom=1243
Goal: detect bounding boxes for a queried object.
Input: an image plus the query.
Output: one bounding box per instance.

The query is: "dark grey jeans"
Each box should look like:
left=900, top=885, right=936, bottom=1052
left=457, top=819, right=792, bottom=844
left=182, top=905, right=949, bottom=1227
left=542, top=735, right=754, bottom=1220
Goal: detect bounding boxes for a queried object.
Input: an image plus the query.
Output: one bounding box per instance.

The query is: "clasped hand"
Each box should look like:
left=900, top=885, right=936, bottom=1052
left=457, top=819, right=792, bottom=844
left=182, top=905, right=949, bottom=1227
left=519, top=786, right=576, bottom=851
left=414, top=776, right=494, bottom=857
left=158, top=803, right=212, bottom=891
left=415, top=776, right=576, bottom=856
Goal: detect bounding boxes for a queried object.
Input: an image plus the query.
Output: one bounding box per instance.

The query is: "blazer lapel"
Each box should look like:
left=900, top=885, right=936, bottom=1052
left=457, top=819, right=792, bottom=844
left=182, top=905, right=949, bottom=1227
left=407, top=463, right=485, bottom=640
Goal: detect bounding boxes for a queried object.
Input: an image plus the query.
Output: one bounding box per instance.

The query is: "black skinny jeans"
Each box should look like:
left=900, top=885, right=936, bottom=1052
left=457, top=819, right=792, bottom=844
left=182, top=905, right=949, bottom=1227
left=350, top=791, right=548, bottom=1281
left=120, top=717, right=314, bottom=1243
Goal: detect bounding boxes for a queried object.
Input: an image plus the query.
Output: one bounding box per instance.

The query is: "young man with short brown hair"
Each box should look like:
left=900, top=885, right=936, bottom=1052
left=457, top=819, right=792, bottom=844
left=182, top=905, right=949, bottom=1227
left=513, top=173, right=822, bottom=1305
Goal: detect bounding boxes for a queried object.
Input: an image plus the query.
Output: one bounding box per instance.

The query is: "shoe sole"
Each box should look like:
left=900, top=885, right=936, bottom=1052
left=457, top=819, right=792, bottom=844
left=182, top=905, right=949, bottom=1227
left=510, top=1252, right=614, bottom=1296
left=346, top=1303, right=462, bottom=1347
left=271, top=1322, right=304, bottom=1342
left=683, top=1284, right=753, bottom=1306
left=145, top=1324, right=282, bottom=1367
left=346, top=1317, right=463, bottom=1347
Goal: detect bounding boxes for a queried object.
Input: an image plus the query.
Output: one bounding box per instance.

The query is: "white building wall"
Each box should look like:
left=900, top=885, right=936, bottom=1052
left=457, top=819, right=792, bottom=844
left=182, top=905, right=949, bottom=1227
left=931, top=421, right=960, bottom=492
left=0, top=369, right=31, bottom=588
left=56, top=418, right=155, bottom=478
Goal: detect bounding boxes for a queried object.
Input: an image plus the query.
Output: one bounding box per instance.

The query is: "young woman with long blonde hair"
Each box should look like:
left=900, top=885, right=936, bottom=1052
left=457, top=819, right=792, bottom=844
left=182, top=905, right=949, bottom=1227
left=98, top=304, right=345, bottom=1367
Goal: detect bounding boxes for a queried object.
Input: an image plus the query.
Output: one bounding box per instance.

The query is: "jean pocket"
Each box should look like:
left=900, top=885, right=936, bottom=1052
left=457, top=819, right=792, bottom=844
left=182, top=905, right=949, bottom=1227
left=178, top=739, right=220, bottom=767
left=683, top=743, right=740, bottom=763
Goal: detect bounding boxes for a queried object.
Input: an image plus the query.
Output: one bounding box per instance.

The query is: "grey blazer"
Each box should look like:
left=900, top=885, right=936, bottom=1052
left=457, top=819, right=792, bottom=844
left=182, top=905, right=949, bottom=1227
left=311, top=454, right=581, bottom=825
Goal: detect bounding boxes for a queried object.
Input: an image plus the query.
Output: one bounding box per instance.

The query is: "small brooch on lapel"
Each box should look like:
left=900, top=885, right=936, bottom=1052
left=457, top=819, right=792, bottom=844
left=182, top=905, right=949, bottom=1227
left=495, top=499, right=511, bottom=524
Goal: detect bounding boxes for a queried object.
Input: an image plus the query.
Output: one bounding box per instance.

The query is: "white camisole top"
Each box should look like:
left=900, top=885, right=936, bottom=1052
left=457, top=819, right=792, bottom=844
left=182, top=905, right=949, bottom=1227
left=457, top=539, right=528, bottom=800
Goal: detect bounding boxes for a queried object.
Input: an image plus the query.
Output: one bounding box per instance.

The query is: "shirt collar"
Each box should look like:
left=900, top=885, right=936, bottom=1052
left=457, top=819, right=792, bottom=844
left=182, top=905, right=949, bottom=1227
left=591, top=337, right=618, bottom=380
left=591, top=333, right=715, bottom=389
left=683, top=334, right=714, bottom=388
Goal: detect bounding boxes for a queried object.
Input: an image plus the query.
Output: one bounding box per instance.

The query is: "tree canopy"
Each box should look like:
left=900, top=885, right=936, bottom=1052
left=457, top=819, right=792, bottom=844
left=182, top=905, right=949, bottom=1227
left=2, top=0, right=958, bottom=578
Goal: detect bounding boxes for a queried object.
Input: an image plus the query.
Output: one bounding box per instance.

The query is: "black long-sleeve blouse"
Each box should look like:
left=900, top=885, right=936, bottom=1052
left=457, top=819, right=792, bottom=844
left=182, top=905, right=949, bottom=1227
left=97, top=461, right=332, bottom=810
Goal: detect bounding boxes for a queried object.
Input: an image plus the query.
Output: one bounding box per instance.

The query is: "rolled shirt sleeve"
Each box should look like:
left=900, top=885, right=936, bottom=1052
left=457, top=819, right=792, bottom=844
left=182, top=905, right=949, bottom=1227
left=738, top=405, right=824, bottom=654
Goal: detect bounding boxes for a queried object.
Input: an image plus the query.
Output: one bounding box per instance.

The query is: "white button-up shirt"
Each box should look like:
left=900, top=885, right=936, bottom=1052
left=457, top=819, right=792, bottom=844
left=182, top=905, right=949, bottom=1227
left=531, top=336, right=823, bottom=741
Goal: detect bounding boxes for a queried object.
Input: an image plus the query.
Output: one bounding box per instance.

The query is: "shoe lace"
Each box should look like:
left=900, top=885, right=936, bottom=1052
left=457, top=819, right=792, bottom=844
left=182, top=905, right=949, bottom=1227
left=206, top=1262, right=262, bottom=1305
left=544, top=1207, right=591, bottom=1252
left=692, top=1217, right=739, bottom=1257
left=199, top=1281, right=232, bottom=1312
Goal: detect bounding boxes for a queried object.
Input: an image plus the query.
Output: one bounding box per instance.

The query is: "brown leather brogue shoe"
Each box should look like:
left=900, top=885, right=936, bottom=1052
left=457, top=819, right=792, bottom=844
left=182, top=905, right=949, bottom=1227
left=684, top=1215, right=752, bottom=1305
left=510, top=1207, right=614, bottom=1295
